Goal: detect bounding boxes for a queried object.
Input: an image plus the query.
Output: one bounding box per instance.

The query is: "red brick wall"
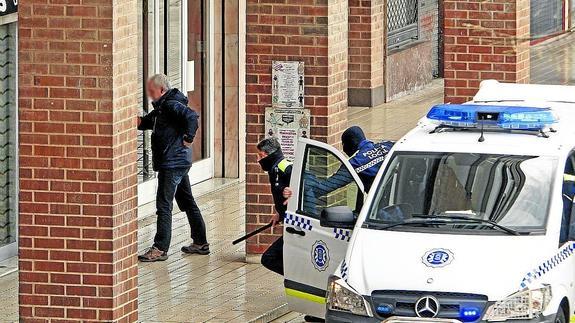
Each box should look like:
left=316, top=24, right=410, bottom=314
left=18, top=0, right=139, bottom=320
left=348, top=0, right=384, bottom=90
left=245, top=0, right=348, bottom=254
left=443, top=0, right=530, bottom=103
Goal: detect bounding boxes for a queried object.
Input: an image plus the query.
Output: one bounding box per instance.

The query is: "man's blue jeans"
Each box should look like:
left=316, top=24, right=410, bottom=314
left=153, top=167, right=207, bottom=252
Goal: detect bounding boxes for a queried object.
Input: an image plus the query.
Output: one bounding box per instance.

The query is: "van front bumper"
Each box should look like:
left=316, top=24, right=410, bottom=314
left=325, top=312, right=556, bottom=323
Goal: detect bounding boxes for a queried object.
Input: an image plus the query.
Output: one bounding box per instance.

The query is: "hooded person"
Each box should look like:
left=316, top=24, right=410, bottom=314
left=256, top=137, right=292, bottom=276
left=284, top=126, right=394, bottom=213
left=342, top=126, right=394, bottom=192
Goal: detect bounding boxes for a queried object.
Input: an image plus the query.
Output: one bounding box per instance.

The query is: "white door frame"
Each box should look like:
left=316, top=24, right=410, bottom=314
left=138, top=0, right=214, bottom=206
left=182, top=0, right=215, bottom=184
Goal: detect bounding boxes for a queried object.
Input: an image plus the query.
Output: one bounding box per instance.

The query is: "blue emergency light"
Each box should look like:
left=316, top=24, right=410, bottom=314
left=459, top=306, right=482, bottom=322
left=426, top=104, right=557, bottom=130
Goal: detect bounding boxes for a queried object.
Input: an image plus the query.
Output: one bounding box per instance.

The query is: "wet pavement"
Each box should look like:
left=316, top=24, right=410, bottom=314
left=1, top=32, right=575, bottom=323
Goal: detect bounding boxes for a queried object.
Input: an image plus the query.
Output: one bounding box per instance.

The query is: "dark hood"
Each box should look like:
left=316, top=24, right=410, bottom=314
left=259, top=149, right=284, bottom=172
left=152, top=88, right=189, bottom=109
left=342, top=126, right=366, bottom=156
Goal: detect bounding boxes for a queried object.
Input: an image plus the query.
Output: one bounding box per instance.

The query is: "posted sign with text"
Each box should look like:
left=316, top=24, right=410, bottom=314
left=265, top=107, right=310, bottom=160
left=272, top=61, right=304, bottom=108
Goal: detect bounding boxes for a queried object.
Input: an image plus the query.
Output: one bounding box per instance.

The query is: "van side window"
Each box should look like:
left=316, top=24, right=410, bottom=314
left=299, top=146, right=363, bottom=219
left=560, top=152, right=575, bottom=243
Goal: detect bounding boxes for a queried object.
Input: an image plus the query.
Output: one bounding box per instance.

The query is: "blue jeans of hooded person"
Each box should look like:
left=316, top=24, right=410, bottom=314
left=153, top=167, right=208, bottom=252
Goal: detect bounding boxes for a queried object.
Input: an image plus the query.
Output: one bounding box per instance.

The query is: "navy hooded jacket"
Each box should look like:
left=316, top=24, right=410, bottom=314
left=138, top=88, right=199, bottom=171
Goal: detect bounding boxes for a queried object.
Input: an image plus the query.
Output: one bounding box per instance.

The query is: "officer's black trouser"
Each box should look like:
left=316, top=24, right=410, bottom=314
left=262, top=236, right=283, bottom=275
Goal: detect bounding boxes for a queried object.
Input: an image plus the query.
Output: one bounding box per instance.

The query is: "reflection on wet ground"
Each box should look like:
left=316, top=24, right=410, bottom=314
left=137, top=184, right=287, bottom=322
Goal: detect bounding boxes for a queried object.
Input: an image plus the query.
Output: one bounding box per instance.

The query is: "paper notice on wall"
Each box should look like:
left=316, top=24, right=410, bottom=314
left=272, top=61, right=304, bottom=108
left=265, top=107, right=311, bottom=160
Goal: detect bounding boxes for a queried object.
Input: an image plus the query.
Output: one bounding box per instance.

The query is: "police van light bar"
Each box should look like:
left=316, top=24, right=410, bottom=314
left=426, top=104, right=557, bottom=130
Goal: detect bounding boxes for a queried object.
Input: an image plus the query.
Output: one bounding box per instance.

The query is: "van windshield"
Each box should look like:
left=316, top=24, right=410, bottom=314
left=365, top=152, right=557, bottom=234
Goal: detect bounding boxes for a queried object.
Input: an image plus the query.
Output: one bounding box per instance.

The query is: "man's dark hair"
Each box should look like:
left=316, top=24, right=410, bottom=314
left=257, top=137, right=281, bottom=155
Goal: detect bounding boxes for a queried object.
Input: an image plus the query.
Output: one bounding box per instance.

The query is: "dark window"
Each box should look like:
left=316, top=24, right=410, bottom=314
left=387, top=0, right=419, bottom=49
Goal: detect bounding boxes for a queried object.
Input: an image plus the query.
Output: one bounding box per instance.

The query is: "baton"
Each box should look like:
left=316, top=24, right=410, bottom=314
left=232, top=223, right=274, bottom=245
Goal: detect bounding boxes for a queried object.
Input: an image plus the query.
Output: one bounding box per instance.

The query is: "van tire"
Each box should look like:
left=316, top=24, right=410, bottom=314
left=554, top=307, right=567, bottom=323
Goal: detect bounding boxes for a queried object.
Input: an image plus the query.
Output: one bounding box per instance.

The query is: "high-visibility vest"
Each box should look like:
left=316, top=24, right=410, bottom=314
left=277, top=159, right=292, bottom=173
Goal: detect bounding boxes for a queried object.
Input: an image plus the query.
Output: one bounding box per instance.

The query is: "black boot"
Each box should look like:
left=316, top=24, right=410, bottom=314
left=304, top=315, right=325, bottom=322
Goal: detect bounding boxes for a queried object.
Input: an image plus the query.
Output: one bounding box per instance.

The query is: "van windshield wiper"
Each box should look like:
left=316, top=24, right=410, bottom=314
left=365, top=214, right=527, bottom=235
left=413, top=214, right=525, bottom=236
left=363, top=219, right=450, bottom=230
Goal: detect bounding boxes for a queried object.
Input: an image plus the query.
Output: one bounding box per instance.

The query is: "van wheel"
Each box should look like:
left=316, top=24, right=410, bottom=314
left=554, top=307, right=566, bottom=323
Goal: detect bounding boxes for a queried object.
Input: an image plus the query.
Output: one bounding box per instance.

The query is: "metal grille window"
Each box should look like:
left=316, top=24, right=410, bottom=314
left=0, top=22, right=17, bottom=249
left=387, top=0, right=419, bottom=49
left=530, top=0, right=563, bottom=39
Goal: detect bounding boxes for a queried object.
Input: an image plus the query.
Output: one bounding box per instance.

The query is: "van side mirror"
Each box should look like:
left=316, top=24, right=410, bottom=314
left=320, top=206, right=356, bottom=229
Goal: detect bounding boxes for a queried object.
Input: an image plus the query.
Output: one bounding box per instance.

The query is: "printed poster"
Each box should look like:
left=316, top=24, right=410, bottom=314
left=272, top=61, right=304, bottom=108
left=265, top=107, right=311, bottom=160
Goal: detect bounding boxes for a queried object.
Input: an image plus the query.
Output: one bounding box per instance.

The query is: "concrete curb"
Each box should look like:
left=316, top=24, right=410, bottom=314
left=248, top=303, right=289, bottom=323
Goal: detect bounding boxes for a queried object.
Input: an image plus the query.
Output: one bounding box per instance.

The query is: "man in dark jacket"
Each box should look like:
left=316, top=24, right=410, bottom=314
left=137, top=74, right=209, bottom=262
left=256, top=138, right=292, bottom=275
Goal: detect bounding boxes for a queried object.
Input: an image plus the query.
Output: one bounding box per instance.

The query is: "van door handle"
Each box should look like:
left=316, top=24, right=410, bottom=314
left=286, top=227, right=306, bottom=236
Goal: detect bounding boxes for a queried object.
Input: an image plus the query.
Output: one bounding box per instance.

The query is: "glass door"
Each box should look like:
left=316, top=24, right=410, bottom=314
left=185, top=0, right=213, bottom=183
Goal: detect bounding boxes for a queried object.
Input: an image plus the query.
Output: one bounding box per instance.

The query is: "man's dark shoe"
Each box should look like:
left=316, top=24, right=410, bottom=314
left=181, top=243, right=210, bottom=255
left=138, top=246, right=168, bottom=262
left=304, top=316, right=324, bottom=322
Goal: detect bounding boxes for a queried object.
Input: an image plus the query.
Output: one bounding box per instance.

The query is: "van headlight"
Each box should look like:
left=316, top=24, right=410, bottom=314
left=326, top=275, right=373, bottom=317
left=484, top=286, right=552, bottom=321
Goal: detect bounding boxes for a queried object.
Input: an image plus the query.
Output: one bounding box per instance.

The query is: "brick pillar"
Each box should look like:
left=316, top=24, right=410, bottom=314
left=443, top=0, right=530, bottom=103
left=245, top=0, right=348, bottom=253
left=348, top=0, right=385, bottom=107
left=18, top=0, right=139, bottom=320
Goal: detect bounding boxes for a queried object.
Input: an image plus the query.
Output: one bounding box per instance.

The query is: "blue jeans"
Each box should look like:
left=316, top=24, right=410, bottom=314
left=153, top=167, right=207, bottom=252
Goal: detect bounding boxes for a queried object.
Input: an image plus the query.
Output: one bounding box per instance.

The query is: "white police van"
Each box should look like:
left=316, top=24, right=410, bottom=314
left=283, top=80, right=575, bottom=323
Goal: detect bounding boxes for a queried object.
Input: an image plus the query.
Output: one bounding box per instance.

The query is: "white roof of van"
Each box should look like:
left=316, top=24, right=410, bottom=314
left=473, top=80, right=575, bottom=104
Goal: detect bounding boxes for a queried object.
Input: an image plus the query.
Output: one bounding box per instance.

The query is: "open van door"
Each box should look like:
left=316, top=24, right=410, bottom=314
left=284, top=138, right=365, bottom=318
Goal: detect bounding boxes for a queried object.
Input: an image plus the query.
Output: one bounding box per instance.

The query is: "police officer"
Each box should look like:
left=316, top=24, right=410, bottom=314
left=256, top=138, right=292, bottom=275
left=342, top=126, right=394, bottom=192
left=284, top=126, right=394, bottom=204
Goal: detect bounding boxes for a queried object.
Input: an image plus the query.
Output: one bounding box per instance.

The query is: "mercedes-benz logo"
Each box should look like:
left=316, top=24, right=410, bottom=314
left=415, top=296, right=440, bottom=318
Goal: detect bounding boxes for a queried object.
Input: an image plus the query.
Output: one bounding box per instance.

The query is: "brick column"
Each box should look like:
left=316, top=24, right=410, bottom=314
left=18, top=0, right=139, bottom=320
left=348, top=0, right=385, bottom=107
left=444, top=0, right=530, bottom=103
left=245, top=0, right=348, bottom=253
